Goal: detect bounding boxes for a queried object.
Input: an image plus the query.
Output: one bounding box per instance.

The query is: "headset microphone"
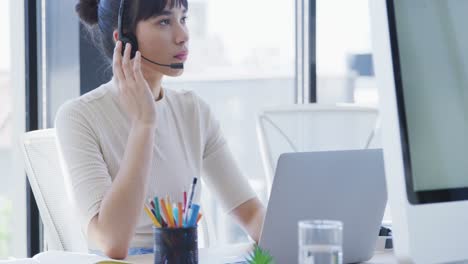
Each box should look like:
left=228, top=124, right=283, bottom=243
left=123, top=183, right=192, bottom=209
left=118, top=0, right=184, bottom=70
left=142, top=56, right=184, bottom=69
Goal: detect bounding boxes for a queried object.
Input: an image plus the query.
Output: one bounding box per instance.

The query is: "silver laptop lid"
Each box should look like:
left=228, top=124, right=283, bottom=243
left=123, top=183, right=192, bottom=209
left=259, top=149, right=387, bottom=264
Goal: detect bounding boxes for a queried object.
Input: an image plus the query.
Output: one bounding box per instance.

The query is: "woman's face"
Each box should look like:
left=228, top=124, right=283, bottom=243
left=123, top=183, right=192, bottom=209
left=135, top=4, right=189, bottom=77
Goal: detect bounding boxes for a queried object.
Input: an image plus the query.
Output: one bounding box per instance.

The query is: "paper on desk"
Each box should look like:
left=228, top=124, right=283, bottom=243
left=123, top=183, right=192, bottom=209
left=198, top=243, right=252, bottom=264
left=32, top=251, right=131, bottom=264
left=223, top=259, right=248, bottom=264
left=124, top=251, right=248, bottom=264
left=201, top=252, right=248, bottom=264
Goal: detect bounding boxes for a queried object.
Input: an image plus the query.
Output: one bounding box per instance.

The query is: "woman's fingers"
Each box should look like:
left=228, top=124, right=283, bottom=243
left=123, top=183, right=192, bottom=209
left=133, top=51, right=145, bottom=87
left=122, top=43, right=135, bottom=81
left=112, top=41, right=125, bottom=82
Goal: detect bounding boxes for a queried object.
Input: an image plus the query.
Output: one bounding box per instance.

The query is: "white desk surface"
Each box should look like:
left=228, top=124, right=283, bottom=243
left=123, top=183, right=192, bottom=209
left=126, top=243, right=398, bottom=264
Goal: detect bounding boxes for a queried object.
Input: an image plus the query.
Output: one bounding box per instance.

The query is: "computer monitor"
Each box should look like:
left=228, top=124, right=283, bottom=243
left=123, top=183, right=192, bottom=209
left=370, top=0, right=468, bottom=263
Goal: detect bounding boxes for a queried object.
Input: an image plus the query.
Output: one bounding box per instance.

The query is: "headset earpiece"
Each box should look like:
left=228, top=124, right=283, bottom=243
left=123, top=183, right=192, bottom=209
left=118, top=0, right=138, bottom=59
left=120, top=33, right=138, bottom=59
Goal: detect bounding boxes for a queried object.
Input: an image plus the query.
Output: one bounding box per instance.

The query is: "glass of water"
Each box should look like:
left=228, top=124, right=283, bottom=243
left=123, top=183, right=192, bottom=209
left=298, top=220, right=343, bottom=264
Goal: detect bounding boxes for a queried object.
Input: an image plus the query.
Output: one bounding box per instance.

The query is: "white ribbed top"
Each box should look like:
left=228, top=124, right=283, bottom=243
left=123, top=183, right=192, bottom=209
left=54, top=79, right=256, bottom=250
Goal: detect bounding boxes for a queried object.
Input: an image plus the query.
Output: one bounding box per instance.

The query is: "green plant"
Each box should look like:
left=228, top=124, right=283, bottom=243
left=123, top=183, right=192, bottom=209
left=245, top=245, right=275, bottom=264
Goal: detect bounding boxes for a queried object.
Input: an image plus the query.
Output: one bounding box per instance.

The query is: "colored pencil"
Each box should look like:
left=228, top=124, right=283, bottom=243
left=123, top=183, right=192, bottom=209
left=196, top=213, right=203, bottom=224
left=188, top=204, right=200, bottom=227
left=183, top=191, right=187, bottom=213
left=160, top=198, right=174, bottom=227
left=166, top=196, right=175, bottom=227
left=153, top=196, right=162, bottom=224
left=144, top=204, right=161, bottom=228
left=184, top=178, right=198, bottom=225
left=177, top=202, right=183, bottom=227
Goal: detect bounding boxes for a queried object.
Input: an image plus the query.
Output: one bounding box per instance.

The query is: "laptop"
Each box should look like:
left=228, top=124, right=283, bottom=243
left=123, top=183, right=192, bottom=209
left=259, top=149, right=387, bottom=264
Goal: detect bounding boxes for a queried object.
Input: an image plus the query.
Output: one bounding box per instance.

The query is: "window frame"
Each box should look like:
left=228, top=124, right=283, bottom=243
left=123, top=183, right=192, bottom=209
left=24, top=0, right=43, bottom=256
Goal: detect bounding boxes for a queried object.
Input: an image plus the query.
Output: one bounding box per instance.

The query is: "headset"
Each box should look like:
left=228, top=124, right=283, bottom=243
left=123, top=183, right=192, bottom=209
left=117, top=0, right=184, bottom=69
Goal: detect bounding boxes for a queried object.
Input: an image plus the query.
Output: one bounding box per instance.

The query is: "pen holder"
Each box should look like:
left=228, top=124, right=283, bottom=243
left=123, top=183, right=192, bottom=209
left=153, top=226, right=198, bottom=264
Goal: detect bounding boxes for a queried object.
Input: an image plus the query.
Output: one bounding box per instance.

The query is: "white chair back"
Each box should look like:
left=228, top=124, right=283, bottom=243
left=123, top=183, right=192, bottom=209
left=257, top=103, right=381, bottom=196
left=20, top=129, right=87, bottom=252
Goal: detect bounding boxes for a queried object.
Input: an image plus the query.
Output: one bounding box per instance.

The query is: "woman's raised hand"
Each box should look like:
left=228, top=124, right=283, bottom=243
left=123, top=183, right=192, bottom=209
left=113, top=41, right=157, bottom=127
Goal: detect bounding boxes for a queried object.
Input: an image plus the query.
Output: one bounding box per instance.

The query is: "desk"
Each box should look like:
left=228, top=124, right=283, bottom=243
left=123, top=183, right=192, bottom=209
left=126, top=243, right=398, bottom=264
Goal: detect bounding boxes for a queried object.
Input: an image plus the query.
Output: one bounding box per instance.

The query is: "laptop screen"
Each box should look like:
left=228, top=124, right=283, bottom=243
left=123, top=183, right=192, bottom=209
left=387, top=0, right=468, bottom=203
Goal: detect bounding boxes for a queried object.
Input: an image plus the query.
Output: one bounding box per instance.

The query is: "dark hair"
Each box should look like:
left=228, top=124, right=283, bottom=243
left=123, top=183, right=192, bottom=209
left=76, top=0, right=188, bottom=62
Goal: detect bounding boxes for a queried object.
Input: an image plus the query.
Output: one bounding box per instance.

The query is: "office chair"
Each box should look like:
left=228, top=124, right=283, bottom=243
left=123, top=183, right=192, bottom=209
left=20, top=129, right=88, bottom=251
left=257, top=103, right=381, bottom=196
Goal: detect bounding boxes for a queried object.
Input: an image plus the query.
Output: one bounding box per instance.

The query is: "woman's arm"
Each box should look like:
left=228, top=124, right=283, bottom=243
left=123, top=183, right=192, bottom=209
left=194, top=90, right=265, bottom=244
left=88, top=124, right=155, bottom=259
left=229, top=197, right=266, bottom=243
left=88, top=42, right=158, bottom=259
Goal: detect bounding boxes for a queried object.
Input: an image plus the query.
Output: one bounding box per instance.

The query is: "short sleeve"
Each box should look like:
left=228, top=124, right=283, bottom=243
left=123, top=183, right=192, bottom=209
left=54, top=100, right=112, bottom=237
left=195, top=95, right=257, bottom=213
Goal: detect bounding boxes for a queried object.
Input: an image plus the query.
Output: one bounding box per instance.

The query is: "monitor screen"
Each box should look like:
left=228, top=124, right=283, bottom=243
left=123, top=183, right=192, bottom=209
left=388, top=0, right=468, bottom=203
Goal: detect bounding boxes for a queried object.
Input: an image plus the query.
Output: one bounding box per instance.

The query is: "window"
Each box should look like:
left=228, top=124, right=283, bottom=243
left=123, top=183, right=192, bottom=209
left=164, top=0, right=296, bottom=244
left=316, top=0, right=378, bottom=106
left=0, top=0, right=27, bottom=258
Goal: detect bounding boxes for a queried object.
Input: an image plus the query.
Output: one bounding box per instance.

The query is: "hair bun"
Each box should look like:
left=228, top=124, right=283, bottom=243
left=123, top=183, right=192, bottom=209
left=76, top=0, right=99, bottom=26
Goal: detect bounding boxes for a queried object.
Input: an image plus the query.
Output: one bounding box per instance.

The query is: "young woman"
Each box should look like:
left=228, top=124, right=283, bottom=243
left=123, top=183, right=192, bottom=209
left=55, top=0, right=265, bottom=259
